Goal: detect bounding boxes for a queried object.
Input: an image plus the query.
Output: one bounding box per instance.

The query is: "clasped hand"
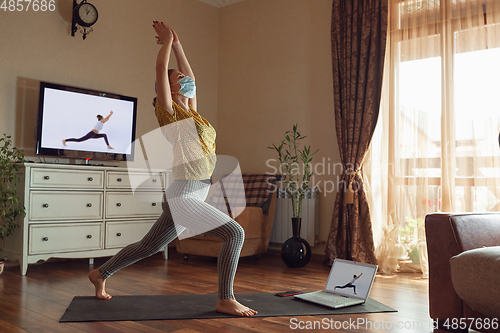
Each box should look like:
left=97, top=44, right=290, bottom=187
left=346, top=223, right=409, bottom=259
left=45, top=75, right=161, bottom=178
left=153, top=21, right=179, bottom=45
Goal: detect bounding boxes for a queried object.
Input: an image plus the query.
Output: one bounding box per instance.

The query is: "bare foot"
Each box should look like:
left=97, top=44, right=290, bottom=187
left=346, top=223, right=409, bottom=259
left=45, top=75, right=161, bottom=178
left=215, top=297, right=257, bottom=317
left=107, top=145, right=114, bottom=149
left=62, top=140, right=66, bottom=146
left=88, top=268, right=112, bottom=300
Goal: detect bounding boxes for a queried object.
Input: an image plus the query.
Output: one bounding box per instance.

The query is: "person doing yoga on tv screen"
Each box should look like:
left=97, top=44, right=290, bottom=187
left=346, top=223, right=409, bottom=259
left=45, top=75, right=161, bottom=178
left=88, top=21, right=257, bottom=317
left=62, top=112, right=114, bottom=149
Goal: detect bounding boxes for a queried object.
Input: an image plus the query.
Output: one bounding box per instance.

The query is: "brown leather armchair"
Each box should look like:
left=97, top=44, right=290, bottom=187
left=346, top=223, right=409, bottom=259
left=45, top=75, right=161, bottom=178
left=425, top=213, right=500, bottom=332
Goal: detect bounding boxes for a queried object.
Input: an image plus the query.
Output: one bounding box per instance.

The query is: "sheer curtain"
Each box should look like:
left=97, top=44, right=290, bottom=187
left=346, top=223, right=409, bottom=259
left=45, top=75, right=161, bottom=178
left=365, top=0, right=500, bottom=276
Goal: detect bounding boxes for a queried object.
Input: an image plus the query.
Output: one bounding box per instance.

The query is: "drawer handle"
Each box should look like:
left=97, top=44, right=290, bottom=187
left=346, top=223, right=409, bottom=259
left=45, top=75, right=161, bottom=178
left=42, top=203, right=49, bottom=208
left=152, top=202, right=157, bottom=207
left=87, top=203, right=92, bottom=208
left=88, top=177, right=93, bottom=181
left=42, top=237, right=49, bottom=241
left=116, top=203, right=121, bottom=207
left=87, top=235, right=92, bottom=239
left=44, top=176, right=50, bottom=180
left=117, top=178, right=123, bottom=182
left=116, top=232, right=122, bottom=237
left=152, top=179, right=157, bottom=183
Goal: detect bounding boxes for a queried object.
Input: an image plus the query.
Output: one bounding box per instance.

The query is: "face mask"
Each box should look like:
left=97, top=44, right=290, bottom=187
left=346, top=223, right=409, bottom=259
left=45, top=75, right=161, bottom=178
left=173, top=76, right=196, bottom=98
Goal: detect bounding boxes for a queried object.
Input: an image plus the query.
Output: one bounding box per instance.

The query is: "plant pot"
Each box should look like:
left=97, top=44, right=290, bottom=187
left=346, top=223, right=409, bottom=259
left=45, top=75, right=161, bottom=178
left=281, top=218, right=311, bottom=268
left=394, top=243, right=408, bottom=260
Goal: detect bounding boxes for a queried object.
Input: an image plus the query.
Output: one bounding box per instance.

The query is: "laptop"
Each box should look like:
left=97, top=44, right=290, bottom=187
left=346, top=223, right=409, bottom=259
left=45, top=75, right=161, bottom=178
left=294, top=259, right=378, bottom=309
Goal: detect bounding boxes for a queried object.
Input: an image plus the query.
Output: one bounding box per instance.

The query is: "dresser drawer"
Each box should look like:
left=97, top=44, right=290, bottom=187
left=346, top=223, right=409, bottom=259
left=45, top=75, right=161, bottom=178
left=29, top=223, right=102, bottom=254
left=29, top=191, right=103, bottom=221
left=106, top=192, right=162, bottom=218
left=105, top=220, right=156, bottom=248
left=31, top=169, right=104, bottom=189
left=107, top=171, right=165, bottom=190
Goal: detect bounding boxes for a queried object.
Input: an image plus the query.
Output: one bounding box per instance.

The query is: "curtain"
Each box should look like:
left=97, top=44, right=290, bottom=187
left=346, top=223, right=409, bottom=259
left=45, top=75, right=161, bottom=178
left=325, top=0, right=389, bottom=266
left=366, top=0, right=500, bottom=276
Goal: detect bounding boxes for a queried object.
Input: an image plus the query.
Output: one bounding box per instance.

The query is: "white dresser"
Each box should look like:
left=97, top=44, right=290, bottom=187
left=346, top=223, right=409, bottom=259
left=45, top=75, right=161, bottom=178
left=2, top=163, right=170, bottom=275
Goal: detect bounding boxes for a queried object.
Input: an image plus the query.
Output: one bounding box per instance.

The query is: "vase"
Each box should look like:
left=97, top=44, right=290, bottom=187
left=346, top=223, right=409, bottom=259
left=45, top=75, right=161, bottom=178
left=394, top=243, right=408, bottom=260
left=281, top=218, right=311, bottom=268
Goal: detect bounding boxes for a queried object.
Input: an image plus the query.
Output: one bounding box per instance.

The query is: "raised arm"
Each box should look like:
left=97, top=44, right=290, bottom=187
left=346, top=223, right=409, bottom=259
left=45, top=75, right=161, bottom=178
left=170, top=29, right=197, bottom=110
left=153, top=21, right=175, bottom=115
left=102, top=110, right=113, bottom=123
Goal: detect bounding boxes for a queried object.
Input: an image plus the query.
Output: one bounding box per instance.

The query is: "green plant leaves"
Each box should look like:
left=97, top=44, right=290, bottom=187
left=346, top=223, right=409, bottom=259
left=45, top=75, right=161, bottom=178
left=0, top=133, right=25, bottom=244
left=268, top=124, right=319, bottom=218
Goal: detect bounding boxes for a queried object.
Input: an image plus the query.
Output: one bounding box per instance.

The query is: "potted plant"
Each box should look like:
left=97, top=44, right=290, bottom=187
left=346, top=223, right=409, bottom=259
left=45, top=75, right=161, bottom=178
left=0, top=134, right=25, bottom=275
left=399, top=217, right=425, bottom=263
left=269, top=123, right=318, bottom=267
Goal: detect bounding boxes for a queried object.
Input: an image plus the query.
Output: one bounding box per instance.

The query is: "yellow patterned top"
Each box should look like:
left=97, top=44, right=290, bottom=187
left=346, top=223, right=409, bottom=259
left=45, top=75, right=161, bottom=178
left=155, top=99, right=216, bottom=180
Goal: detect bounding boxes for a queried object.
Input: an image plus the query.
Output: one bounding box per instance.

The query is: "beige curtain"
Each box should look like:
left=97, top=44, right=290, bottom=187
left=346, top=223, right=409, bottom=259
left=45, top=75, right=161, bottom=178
left=365, top=0, right=500, bottom=276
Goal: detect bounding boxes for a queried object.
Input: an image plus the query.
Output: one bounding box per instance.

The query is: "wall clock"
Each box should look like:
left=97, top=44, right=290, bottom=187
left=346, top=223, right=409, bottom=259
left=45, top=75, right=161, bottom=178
left=71, top=0, right=99, bottom=40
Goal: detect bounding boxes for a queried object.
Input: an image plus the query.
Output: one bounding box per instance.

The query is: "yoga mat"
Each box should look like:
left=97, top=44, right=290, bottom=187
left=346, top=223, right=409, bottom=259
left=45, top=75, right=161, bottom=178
left=60, top=293, right=397, bottom=322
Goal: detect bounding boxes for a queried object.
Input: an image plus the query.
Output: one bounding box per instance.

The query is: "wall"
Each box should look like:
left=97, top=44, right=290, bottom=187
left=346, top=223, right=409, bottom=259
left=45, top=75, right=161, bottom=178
left=0, top=0, right=219, bottom=158
left=218, top=0, right=339, bottom=249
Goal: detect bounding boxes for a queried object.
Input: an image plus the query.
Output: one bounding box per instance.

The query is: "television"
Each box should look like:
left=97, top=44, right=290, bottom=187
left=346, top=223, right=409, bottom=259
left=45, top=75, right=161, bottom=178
left=36, top=81, right=138, bottom=162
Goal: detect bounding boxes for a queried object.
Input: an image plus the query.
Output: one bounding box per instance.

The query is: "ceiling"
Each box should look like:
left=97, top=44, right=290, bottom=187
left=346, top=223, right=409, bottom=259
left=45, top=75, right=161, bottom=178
left=197, top=0, right=245, bottom=8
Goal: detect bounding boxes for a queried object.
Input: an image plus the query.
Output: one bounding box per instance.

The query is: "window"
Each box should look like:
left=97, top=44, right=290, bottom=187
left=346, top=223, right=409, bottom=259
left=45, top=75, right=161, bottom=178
left=365, top=0, right=500, bottom=276
left=392, top=0, right=500, bottom=215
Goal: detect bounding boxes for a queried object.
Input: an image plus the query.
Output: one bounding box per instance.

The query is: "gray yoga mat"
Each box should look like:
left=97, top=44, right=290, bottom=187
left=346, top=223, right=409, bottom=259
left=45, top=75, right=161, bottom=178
left=59, top=293, right=397, bottom=322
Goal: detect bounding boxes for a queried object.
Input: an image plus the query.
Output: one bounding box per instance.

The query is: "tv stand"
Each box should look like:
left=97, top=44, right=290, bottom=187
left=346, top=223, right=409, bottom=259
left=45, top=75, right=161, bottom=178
left=2, top=163, right=171, bottom=275
left=73, top=163, right=117, bottom=167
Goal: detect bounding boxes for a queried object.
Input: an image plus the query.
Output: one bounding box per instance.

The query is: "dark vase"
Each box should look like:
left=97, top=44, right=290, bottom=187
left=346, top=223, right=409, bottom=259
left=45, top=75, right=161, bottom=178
left=281, top=217, right=311, bottom=268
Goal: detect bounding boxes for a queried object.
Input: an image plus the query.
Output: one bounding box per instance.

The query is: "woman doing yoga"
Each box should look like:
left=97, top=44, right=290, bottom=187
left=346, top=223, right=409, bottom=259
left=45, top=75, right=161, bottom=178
left=88, top=21, right=257, bottom=317
left=63, top=112, right=114, bottom=149
left=334, top=273, right=363, bottom=294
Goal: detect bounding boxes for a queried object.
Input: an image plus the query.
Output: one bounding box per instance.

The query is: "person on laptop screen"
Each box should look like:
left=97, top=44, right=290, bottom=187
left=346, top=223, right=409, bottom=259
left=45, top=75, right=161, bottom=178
left=294, top=259, right=377, bottom=309
left=334, top=273, right=363, bottom=294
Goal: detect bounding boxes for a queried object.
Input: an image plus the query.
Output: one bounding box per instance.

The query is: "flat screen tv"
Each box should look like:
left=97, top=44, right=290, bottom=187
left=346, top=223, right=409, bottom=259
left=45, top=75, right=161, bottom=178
left=36, top=81, right=138, bottom=162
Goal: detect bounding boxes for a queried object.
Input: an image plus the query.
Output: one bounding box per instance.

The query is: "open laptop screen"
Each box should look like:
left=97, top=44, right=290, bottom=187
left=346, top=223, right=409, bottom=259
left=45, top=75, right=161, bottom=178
left=324, top=259, right=378, bottom=300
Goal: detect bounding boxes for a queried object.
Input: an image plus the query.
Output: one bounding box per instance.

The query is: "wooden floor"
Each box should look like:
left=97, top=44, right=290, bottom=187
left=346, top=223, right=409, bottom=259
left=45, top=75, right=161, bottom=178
left=0, top=250, right=436, bottom=333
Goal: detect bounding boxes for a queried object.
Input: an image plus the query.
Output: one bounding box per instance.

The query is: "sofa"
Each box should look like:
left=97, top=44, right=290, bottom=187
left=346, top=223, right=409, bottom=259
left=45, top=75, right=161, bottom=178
left=425, top=213, right=500, bottom=332
left=176, top=174, right=278, bottom=259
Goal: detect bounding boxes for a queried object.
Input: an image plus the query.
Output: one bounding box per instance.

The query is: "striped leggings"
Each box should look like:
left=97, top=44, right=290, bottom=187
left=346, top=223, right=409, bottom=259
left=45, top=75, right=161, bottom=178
left=98, top=180, right=245, bottom=299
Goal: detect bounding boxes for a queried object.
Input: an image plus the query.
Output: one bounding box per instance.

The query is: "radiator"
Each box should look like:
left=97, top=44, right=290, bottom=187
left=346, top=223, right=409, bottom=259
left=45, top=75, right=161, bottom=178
left=270, top=188, right=320, bottom=245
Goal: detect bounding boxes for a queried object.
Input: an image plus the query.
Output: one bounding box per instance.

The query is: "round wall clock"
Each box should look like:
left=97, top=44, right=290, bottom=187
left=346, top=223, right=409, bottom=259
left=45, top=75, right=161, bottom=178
left=74, top=1, right=98, bottom=28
